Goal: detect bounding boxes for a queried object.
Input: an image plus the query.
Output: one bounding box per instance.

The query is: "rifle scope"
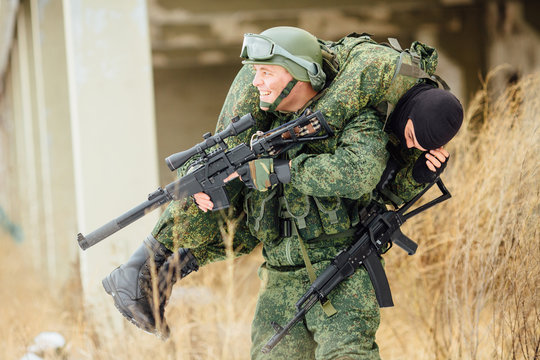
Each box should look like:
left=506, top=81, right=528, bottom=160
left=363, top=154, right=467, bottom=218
left=165, top=113, right=255, bottom=171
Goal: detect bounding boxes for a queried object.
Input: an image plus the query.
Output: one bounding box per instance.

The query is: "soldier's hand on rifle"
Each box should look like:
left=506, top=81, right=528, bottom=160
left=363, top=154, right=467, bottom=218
left=413, top=147, right=449, bottom=183
left=194, top=158, right=292, bottom=211
left=193, top=192, right=214, bottom=212
left=226, top=158, right=291, bottom=191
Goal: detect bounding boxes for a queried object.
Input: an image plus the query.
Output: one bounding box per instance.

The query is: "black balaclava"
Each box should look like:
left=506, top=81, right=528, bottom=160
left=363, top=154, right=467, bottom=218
left=387, top=83, right=464, bottom=149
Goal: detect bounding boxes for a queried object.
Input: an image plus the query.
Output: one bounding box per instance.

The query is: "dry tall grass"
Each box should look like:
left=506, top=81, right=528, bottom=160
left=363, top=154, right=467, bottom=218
left=1, top=71, right=538, bottom=359
left=379, top=70, right=539, bottom=360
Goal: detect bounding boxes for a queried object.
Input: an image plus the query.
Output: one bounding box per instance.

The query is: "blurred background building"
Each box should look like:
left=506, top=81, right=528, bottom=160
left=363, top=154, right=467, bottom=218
left=0, top=0, right=539, bottom=333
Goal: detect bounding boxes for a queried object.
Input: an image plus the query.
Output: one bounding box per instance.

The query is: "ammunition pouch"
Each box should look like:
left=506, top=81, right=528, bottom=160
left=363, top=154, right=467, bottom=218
left=244, top=187, right=280, bottom=243
left=245, top=183, right=359, bottom=246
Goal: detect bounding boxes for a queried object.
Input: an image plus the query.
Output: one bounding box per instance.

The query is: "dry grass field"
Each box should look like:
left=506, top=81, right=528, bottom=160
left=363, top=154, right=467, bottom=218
left=1, top=71, right=538, bottom=359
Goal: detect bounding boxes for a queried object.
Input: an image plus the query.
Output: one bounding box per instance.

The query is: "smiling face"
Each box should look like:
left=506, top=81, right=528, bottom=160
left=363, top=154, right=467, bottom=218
left=404, top=119, right=427, bottom=151
left=252, top=64, right=295, bottom=111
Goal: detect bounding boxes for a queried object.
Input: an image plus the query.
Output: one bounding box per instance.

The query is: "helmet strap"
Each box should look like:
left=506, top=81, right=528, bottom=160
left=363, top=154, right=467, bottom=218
left=260, top=79, right=298, bottom=112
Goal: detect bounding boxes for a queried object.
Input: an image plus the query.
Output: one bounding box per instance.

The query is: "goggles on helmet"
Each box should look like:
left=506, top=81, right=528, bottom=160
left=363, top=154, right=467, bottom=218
left=240, top=34, right=319, bottom=76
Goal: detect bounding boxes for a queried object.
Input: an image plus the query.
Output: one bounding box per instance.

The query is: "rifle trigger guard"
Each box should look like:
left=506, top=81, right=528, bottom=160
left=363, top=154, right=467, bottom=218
left=380, top=241, right=392, bottom=255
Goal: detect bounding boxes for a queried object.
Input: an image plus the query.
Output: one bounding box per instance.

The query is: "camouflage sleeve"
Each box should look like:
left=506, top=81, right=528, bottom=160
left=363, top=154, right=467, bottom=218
left=151, top=179, right=260, bottom=266
left=289, top=108, right=389, bottom=199
left=387, top=148, right=428, bottom=204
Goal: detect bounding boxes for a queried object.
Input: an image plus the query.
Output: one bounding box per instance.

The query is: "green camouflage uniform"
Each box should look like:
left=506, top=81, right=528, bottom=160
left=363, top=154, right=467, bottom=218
left=152, top=35, right=437, bottom=359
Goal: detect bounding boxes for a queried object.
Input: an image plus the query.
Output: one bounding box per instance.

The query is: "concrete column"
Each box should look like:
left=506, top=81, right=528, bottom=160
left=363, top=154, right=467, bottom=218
left=9, top=4, right=46, bottom=272
left=62, top=0, right=160, bottom=333
left=486, top=1, right=540, bottom=94
left=0, top=0, right=19, bottom=94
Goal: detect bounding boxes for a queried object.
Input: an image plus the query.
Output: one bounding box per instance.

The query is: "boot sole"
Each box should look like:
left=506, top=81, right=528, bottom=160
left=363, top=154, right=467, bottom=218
left=102, top=275, right=166, bottom=338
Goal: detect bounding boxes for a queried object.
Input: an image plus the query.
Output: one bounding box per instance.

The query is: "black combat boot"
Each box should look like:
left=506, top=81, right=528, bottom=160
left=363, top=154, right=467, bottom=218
left=102, top=235, right=198, bottom=338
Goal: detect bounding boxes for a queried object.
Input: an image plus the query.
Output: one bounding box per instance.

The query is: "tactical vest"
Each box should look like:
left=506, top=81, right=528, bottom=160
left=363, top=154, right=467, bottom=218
left=243, top=148, right=360, bottom=245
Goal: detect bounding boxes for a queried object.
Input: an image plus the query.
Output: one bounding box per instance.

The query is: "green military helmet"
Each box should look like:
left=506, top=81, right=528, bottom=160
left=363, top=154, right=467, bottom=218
left=241, top=26, right=326, bottom=92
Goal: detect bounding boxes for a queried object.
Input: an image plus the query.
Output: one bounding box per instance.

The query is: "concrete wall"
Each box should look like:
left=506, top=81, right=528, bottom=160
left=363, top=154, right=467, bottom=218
left=1, top=0, right=160, bottom=336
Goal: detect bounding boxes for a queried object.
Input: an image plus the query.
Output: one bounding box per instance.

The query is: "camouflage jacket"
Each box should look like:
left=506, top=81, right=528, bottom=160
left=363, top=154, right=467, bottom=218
left=152, top=35, right=435, bottom=266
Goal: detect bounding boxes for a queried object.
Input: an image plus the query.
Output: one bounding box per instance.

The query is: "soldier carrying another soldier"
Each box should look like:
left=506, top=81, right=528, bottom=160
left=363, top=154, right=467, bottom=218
left=102, top=27, right=462, bottom=359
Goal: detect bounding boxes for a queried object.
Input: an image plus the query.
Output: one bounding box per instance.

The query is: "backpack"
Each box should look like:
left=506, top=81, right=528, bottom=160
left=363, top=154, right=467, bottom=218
left=319, top=32, right=449, bottom=123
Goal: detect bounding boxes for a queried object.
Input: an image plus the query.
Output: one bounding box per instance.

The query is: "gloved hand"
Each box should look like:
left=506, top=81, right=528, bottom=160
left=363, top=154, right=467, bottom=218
left=236, top=158, right=291, bottom=191
left=412, top=149, right=449, bottom=183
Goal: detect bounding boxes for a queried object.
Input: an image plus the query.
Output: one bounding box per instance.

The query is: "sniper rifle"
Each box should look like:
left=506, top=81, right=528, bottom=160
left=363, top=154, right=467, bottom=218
left=77, top=109, right=332, bottom=250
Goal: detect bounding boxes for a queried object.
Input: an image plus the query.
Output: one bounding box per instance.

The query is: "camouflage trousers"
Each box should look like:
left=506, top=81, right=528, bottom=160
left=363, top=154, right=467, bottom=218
left=250, top=260, right=381, bottom=360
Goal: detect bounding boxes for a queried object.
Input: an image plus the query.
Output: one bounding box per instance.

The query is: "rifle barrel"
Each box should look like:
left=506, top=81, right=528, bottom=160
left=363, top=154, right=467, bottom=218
left=261, top=294, right=319, bottom=353
left=77, top=191, right=171, bottom=250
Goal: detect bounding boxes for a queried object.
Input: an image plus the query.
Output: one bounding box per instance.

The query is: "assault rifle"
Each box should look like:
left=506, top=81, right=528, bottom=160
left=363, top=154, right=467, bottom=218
left=261, top=178, right=451, bottom=354
left=77, top=109, right=333, bottom=250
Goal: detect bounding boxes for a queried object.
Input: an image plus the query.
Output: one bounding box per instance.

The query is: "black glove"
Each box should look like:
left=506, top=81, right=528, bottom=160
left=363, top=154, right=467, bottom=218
left=412, top=151, right=449, bottom=183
